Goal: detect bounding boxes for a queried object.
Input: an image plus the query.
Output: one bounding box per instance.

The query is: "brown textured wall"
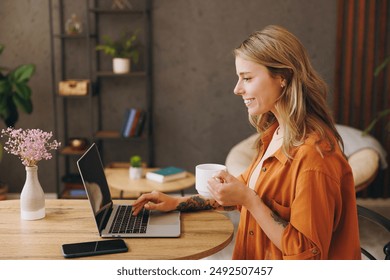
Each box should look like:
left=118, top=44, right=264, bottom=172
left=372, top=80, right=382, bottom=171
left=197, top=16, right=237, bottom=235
left=0, top=0, right=337, bottom=194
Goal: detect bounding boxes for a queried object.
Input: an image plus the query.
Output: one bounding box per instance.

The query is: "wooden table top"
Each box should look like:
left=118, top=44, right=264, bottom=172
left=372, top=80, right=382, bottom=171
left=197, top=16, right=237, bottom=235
left=105, top=168, right=195, bottom=194
left=0, top=199, right=234, bottom=260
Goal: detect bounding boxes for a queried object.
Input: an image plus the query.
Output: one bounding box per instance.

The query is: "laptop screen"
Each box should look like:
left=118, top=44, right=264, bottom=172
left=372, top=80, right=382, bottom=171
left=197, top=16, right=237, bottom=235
left=77, top=143, right=113, bottom=231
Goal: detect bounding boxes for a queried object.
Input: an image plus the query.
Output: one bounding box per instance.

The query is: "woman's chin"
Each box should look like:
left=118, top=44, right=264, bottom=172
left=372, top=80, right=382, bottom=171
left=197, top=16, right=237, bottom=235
left=247, top=107, right=261, bottom=116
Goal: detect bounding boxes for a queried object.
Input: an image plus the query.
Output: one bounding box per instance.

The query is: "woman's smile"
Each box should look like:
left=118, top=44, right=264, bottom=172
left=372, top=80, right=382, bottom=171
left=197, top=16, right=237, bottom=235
left=244, top=98, right=255, bottom=106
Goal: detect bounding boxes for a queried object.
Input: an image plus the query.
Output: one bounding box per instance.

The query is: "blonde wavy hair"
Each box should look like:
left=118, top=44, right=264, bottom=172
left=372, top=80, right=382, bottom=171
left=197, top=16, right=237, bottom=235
left=234, top=25, right=342, bottom=157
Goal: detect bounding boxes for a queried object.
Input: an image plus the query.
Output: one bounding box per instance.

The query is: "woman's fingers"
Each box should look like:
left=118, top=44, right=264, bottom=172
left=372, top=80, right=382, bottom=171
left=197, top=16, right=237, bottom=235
left=131, top=191, right=179, bottom=215
left=131, top=191, right=160, bottom=215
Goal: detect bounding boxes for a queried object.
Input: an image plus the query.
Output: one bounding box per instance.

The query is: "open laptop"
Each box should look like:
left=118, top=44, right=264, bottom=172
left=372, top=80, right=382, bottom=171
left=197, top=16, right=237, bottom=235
left=77, top=143, right=181, bottom=238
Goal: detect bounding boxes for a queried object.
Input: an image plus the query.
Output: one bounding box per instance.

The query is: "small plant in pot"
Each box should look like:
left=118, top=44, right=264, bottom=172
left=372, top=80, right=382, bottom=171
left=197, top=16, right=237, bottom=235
left=129, top=155, right=143, bottom=180
left=96, top=30, right=140, bottom=74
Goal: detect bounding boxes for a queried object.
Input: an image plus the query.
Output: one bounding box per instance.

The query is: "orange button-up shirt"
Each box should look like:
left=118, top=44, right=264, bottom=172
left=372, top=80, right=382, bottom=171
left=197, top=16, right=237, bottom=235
left=232, top=123, right=361, bottom=259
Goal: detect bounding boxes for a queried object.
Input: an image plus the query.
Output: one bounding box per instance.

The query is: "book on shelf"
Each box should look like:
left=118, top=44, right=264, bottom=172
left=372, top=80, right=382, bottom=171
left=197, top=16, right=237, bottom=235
left=146, top=167, right=187, bottom=183
left=129, top=109, right=141, bottom=137
left=120, top=108, right=147, bottom=138
left=122, top=108, right=137, bottom=137
left=120, top=109, right=132, bottom=137
left=134, top=110, right=147, bottom=137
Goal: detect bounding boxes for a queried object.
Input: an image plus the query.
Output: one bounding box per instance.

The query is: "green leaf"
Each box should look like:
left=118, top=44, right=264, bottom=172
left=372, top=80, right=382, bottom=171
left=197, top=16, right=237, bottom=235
left=374, top=56, right=390, bottom=76
left=9, top=64, right=35, bottom=83
left=96, top=45, right=116, bottom=57
left=4, top=96, right=17, bottom=127
left=96, top=31, right=139, bottom=59
left=130, top=155, right=142, bottom=167
left=0, top=79, right=11, bottom=95
left=131, top=51, right=139, bottom=64
left=12, top=94, right=33, bottom=114
left=0, top=93, right=10, bottom=119
left=363, top=108, right=390, bottom=135
left=13, top=83, right=31, bottom=100
left=102, top=35, right=114, bottom=46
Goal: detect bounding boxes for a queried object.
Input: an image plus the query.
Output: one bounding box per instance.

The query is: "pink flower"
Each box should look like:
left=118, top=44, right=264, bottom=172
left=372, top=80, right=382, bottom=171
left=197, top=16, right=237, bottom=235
left=1, top=127, right=61, bottom=167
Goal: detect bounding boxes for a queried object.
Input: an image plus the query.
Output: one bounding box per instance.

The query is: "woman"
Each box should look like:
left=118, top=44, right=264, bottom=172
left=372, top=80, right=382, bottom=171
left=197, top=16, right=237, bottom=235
left=132, top=25, right=361, bottom=260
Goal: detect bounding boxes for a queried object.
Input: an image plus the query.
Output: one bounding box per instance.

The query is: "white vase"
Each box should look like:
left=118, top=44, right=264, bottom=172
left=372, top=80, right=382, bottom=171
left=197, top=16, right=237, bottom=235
left=129, top=167, right=143, bottom=180
left=113, top=58, right=130, bottom=74
left=20, top=166, right=45, bottom=220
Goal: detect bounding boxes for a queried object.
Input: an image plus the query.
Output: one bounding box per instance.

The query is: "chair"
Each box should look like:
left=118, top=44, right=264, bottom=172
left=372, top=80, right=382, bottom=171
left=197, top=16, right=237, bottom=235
left=357, top=204, right=390, bottom=260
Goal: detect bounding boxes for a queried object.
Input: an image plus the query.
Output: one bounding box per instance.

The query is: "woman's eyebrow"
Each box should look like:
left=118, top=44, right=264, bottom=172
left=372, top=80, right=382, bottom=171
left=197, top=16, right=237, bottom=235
left=237, top=71, right=251, bottom=76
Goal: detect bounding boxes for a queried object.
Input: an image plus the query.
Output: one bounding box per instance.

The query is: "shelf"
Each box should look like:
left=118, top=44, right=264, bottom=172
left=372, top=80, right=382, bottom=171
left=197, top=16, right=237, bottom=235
left=96, top=71, right=146, bottom=77
left=89, top=8, right=144, bottom=15
left=54, top=34, right=96, bottom=39
left=56, top=94, right=90, bottom=99
left=60, top=146, right=87, bottom=156
left=106, top=161, right=131, bottom=168
left=61, top=173, right=86, bottom=199
left=50, top=0, right=153, bottom=199
left=94, top=130, right=120, bottom=138
left=94, top=130, right=146, bottom=140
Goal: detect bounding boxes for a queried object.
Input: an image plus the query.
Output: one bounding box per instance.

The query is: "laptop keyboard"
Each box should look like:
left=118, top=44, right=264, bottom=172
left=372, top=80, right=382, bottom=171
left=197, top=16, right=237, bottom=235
left=109, top=205, right=150, bottom=234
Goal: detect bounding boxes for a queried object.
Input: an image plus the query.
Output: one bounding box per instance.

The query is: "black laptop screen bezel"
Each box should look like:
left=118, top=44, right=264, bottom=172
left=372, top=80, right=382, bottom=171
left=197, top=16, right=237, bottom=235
left=76, top=143, right=113, bottom=233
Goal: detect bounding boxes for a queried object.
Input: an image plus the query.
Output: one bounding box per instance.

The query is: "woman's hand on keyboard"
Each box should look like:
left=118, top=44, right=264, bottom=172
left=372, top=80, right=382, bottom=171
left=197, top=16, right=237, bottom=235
left=131, top=190, right=185, bottom=216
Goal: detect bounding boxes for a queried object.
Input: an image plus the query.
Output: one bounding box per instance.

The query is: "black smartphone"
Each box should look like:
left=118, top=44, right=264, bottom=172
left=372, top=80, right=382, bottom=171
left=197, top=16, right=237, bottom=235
left=62, top=239, right=128, bottom=258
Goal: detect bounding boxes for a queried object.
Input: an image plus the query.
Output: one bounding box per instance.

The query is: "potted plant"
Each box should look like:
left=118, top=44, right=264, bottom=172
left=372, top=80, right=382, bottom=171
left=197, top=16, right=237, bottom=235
left=129, top=155, right=143, bottom=180
left=96, top=30, right=140, bottom=74
left=0, top=44, right=35, bottom=127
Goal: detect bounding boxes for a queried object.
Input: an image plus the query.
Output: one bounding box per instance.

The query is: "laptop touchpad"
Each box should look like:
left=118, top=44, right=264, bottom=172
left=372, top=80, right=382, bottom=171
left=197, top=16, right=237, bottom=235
left=149, top=211, right=179, bottom=225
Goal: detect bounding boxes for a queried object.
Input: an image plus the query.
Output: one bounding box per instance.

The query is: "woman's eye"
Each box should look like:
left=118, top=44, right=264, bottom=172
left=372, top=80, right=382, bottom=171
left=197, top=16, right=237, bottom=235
left=243, top=77, right=251, bottom=82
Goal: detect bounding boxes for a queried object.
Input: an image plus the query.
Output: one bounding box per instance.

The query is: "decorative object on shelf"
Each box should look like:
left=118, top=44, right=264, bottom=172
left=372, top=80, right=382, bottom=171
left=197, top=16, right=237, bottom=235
left=65, top=14, right=83, bottom=35
left=113, top=58, right=130, bottom=74
left=1, top=127, right=61, bottom=220
left=129, top=155, right=142, bottom=180
left=68, top=137, right=89, bottom=151
left=95, top=30, right=139, bottom=74
left=58, top=79, right=90, bottom=96
left=0, top=44, right=35, bottom=127
left=112, top=0, right=133, bottom=10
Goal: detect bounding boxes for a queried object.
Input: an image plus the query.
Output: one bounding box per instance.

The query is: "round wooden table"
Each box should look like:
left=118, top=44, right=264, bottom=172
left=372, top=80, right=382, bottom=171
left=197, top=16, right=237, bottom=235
left=0, top=199, right=234, bottom=260
left=105, top=168, right=195, bottom=198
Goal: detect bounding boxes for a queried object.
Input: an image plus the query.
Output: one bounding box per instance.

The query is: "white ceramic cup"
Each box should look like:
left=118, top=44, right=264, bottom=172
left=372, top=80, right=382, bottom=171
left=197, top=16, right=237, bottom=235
left=195, top=163, right=227, bottom=198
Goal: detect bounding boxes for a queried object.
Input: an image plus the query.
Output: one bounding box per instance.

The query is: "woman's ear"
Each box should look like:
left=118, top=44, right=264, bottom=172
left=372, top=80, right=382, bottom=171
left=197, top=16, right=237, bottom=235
left=280, top=78, right=286, bottom=88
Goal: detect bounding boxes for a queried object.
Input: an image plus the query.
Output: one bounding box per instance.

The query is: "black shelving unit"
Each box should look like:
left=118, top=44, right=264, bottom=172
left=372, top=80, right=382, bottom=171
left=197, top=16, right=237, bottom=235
left=49, top=0, right=154, bottom=198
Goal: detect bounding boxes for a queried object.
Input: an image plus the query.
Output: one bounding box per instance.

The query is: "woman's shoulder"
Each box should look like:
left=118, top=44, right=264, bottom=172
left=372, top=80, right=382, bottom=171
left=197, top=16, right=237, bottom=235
left=290, top=129, right=354, bottom=191
left=292, top=129, right=348, bottom=169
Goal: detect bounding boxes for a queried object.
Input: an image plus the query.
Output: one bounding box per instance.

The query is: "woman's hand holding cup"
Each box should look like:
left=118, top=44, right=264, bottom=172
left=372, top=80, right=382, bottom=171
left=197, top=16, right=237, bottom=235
left=207, top=170, right=252, bottom=207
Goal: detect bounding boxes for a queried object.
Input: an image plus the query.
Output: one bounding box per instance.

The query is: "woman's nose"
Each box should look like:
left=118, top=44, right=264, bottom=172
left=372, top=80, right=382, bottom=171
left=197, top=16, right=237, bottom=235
left=233, top=81, right=242, bottom=96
